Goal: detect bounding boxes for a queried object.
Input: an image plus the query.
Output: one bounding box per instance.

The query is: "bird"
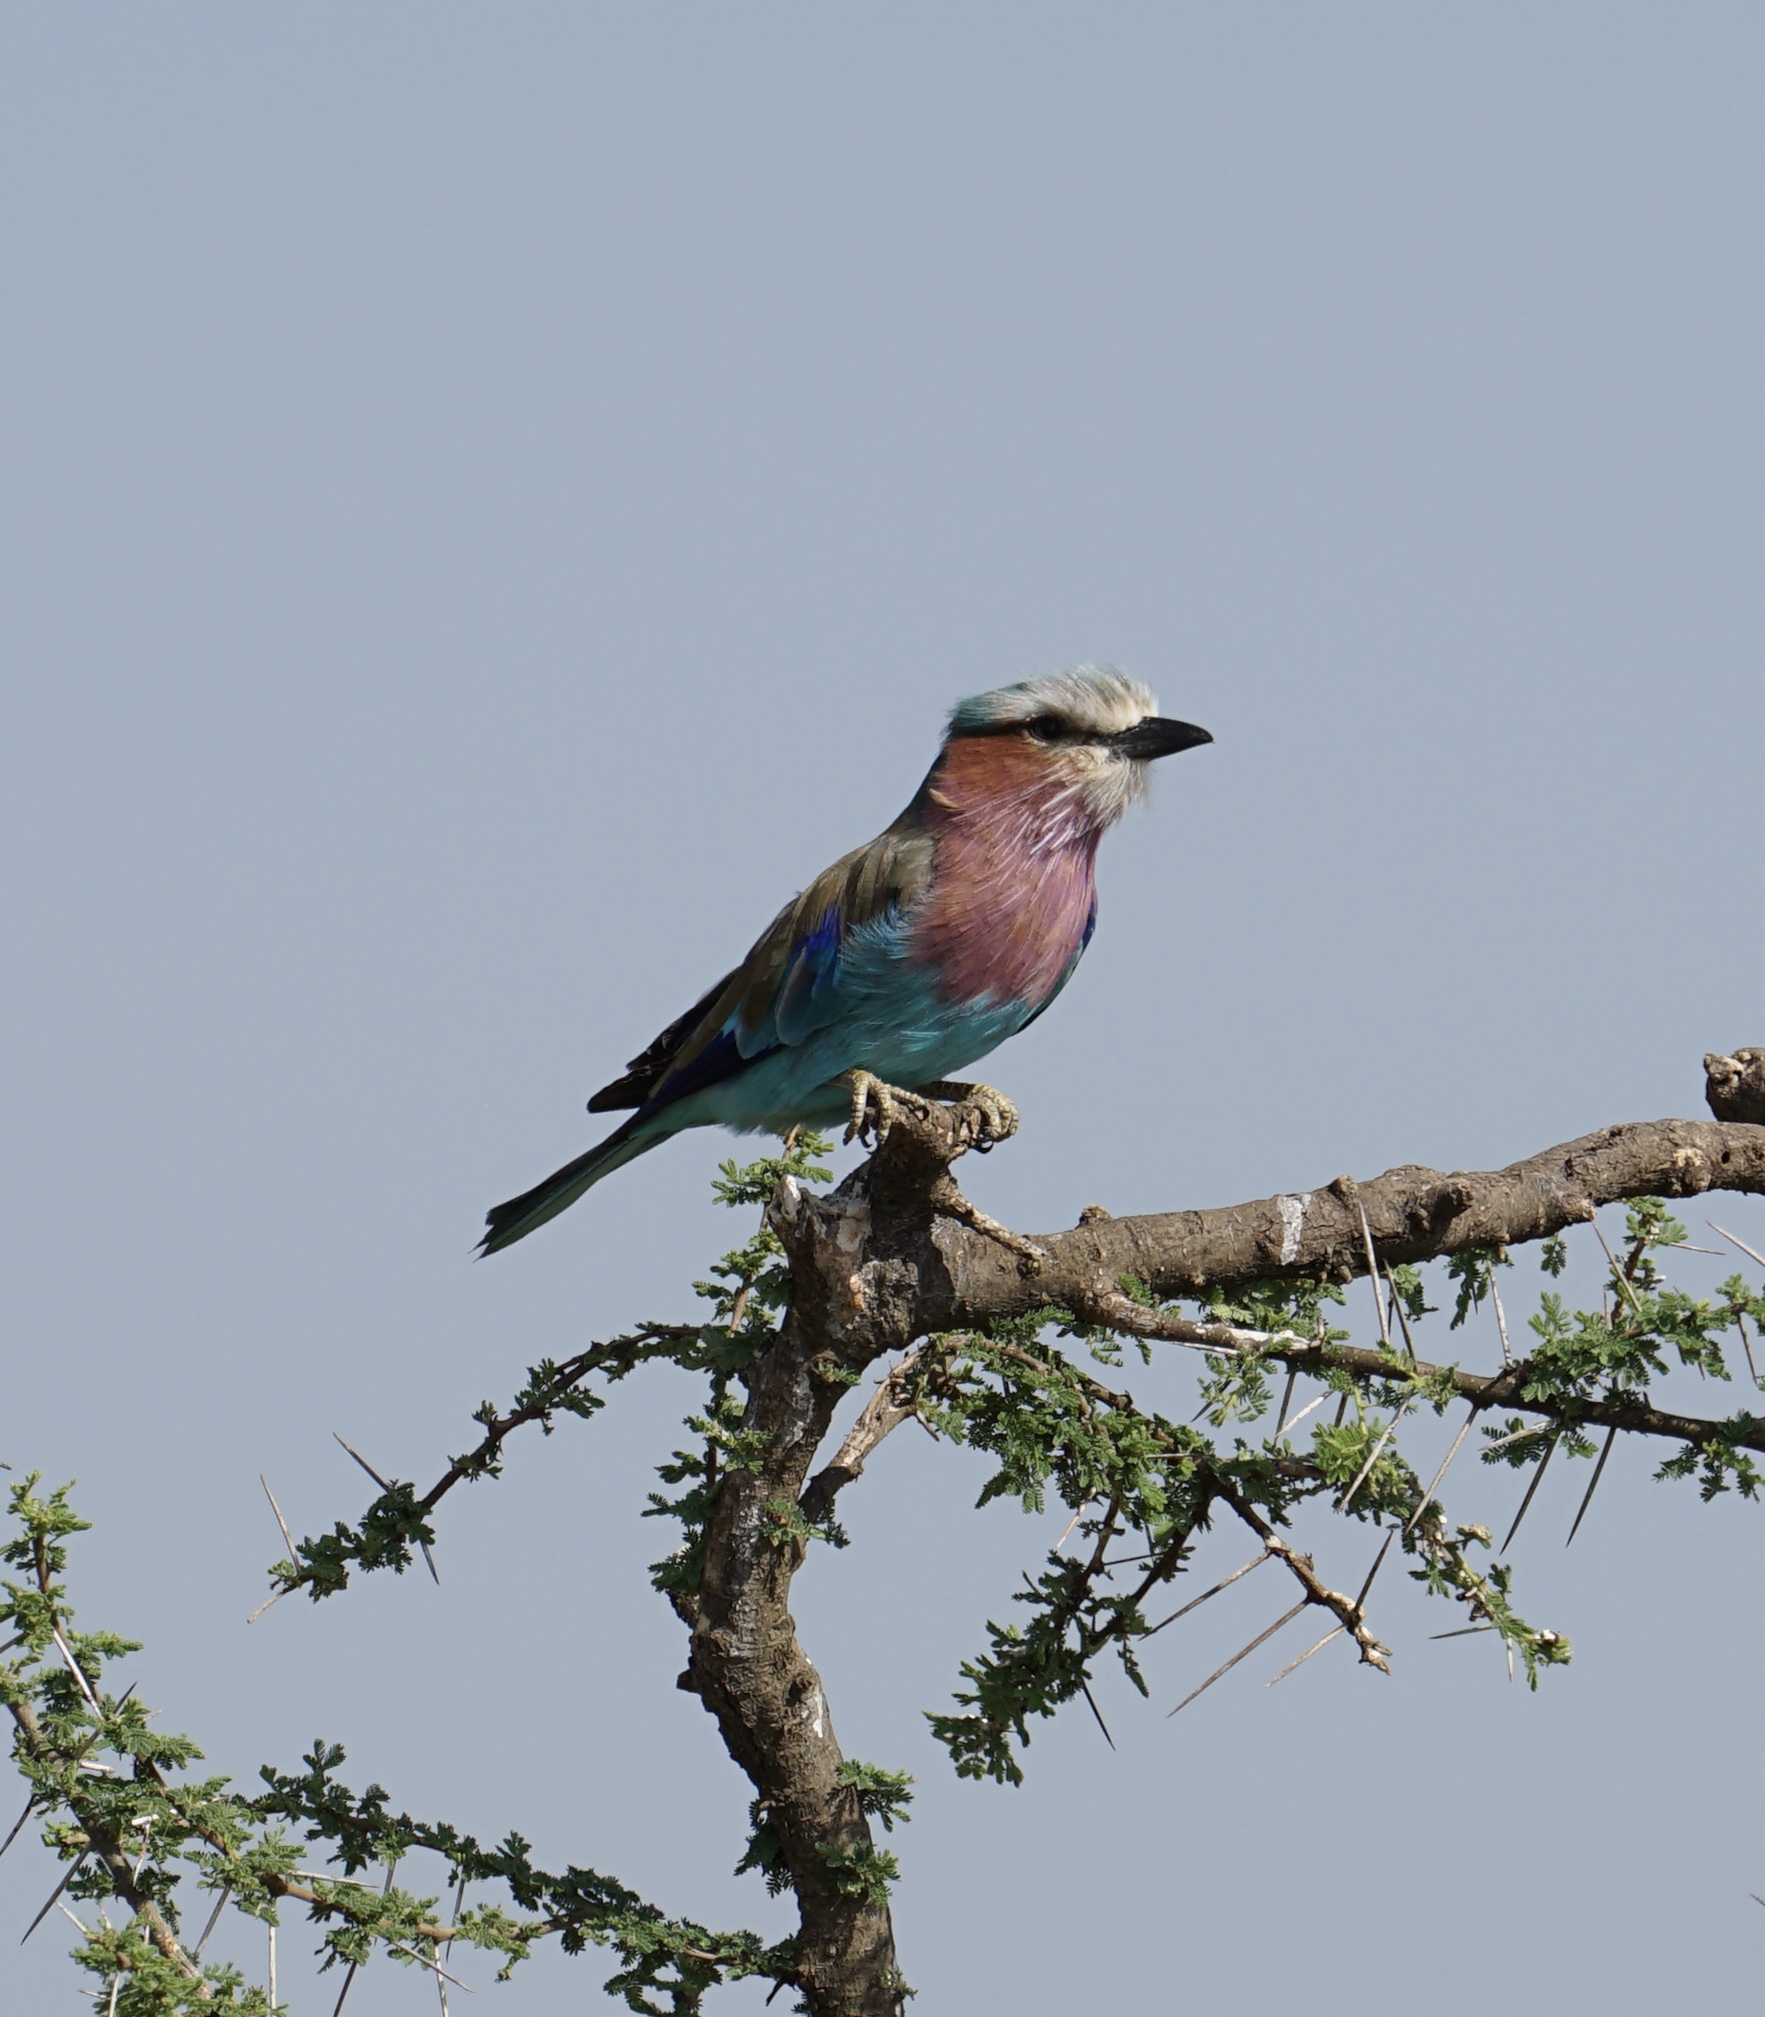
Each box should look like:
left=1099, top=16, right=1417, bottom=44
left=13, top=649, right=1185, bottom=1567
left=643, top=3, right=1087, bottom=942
left=480, top=666, right=1211, bottom=1253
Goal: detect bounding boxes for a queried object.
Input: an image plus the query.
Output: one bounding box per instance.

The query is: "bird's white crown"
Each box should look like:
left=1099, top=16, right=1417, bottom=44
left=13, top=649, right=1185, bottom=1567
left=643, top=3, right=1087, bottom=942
left=947, top=665, right=1158, bottom=741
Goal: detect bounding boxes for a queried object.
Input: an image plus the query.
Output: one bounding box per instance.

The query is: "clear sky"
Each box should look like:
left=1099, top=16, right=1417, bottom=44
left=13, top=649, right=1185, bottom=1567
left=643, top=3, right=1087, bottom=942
left=5, top=6, right=1764, bottom=2011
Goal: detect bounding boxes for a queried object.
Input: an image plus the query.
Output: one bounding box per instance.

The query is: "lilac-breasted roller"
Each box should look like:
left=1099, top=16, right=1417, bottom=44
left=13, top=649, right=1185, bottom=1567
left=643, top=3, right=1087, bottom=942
left=481, top=667, right=1210, bottom=1252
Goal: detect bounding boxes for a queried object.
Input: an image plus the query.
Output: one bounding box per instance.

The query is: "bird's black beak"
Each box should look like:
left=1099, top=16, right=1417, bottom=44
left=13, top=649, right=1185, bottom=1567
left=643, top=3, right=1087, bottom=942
left=1110, top=716, right=1213, bottom=761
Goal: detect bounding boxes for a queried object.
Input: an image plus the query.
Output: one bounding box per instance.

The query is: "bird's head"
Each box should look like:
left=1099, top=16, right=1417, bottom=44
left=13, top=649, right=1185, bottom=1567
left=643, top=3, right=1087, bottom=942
left=941, top=666, right=1212, bottom=832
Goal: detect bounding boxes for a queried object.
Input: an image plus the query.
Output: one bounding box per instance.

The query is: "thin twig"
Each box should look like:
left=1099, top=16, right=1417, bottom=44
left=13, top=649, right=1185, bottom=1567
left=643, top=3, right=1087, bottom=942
left=1167, top=1601, right=1309, bottom=1716
left=335, top=1435, right=440, bottom=1585
left=1430, top=1623, right=1497, bottom=1640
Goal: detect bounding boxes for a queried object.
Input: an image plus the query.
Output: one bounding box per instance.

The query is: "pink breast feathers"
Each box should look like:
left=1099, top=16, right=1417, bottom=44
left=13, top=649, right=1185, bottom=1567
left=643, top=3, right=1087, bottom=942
left=908, top=734, right=1104, bottom=1008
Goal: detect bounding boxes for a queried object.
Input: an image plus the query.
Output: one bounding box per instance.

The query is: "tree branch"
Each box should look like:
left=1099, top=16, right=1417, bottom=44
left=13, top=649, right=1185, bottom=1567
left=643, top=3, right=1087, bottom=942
left=927, top=1117, right=1765, bottom=1326
left=1071, top=1290, right=1765, bottom=1455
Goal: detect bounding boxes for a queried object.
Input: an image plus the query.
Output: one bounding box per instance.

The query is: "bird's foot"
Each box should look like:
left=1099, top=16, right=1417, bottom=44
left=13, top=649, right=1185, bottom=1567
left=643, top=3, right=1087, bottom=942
left=916, top=1080, right=1020, bottom=1153
left=841, top=1069, right=907, bottom=1147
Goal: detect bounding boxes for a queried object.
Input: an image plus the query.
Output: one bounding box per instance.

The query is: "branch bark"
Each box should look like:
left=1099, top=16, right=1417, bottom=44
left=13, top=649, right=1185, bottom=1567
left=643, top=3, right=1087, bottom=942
left=925, top=1117, right=1765, bottom=1328
left=678, top=1082, right=1765, bottom=2015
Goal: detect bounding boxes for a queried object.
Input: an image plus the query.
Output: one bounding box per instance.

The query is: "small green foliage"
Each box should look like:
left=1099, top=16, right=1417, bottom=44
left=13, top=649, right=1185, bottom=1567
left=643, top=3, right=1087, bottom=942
left=1655, top=1423, right=1765, bottom=1501
left=21, top=1079, right=1765, bottom=2017
left=709, top=1130, right=834, bottom=1207
left=1446, top=1246, right=1511, bottom=1330
left=1388, top=1264, right=1436, bottom=1325
left=815, top=1838, right=900, bottom=1906
left=2, top=1480, right=792, bottom=2016
left=835, top=1759, right=915, bottom=1833
left=733, top=1801, right=789, bottom=1896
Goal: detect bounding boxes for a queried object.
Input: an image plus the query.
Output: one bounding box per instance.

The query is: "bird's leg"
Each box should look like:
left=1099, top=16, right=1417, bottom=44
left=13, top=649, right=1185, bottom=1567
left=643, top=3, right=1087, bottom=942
left=913, top=1080, right=1020, bottom=1151
left=840, top=1069, right=907, bottom=1147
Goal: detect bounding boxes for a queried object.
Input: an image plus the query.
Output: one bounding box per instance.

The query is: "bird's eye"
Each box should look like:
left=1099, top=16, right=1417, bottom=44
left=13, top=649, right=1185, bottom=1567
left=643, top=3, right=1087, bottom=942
left=1025, top=715, right=1066, bottom=743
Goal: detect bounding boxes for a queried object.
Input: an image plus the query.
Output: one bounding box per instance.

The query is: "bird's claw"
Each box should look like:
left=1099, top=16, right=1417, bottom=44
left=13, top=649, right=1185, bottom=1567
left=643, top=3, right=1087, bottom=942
left=931, top=1081, right=1019, bottom=1151
left=840, top=1073, right=1020, bottom=1154
left=842, top=1069, right=900, bottom=1147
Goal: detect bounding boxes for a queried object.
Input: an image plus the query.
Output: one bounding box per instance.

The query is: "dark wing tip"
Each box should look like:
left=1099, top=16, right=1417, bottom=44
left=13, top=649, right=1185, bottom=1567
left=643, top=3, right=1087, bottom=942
left=587, top=1074, right=647, bottom=1112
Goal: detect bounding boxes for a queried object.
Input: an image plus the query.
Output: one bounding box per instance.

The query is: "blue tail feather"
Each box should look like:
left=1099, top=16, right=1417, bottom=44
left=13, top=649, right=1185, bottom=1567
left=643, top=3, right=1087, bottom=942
left=478, top=1115, right=669, bottom=1254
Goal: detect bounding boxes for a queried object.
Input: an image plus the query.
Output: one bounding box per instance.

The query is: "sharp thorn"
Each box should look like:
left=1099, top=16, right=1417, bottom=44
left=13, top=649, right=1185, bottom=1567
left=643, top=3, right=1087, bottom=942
left=1080, top=1682, right=1116, bottom=1750
left=1565, top=1423, right=1619, bottom=1547
left=1407, top=1403, right=1480, bottom=1533
left=1500, top=1433, right=1560, bottom=1554
left=1481, top=1418, right=1557, bottom=1457
left=1338, top=1400, right=1413, bottom=1514
left=334, top=1434, right=394, bottom=1493
left=1273, top=1368, right=1298, bottom=1440
left=1144, top=1549, right=1270, bottom=1635
left=1272, top=1393, right=1328, bottom=1446
left=1353, top=1529, right=1397, bottom=1612
left=1489, top=1272, right=1515, bottom=1368
left=192, top=1888, right=230, bottom=1961
left=1356, top=1202, right=1390, bottom=1347
left=1269, top=1624, right=1345, bottom=1685
left=0, top=1794, right=37, bottom=1865
left=1708, top=1220, right=1765, bottom=1272
left=1167, top=1600, right=1309, bottom=1716
left=259, top=1475, right=296, bottom=1558
left=21, top=1851, right=88, bottom=1943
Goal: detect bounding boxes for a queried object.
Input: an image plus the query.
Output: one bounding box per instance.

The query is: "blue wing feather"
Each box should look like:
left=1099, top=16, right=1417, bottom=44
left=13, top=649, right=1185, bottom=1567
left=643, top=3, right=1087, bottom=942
left=629, top=823, right=936, bottom=1119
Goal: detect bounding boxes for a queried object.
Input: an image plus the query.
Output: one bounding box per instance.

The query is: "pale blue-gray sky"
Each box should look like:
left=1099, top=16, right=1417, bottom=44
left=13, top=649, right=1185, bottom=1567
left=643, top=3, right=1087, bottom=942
left=5, top=6, right=1765, bottom=2011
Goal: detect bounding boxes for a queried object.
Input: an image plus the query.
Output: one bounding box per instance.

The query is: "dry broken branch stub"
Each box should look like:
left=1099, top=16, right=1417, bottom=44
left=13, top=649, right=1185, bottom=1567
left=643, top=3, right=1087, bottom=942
left=1706, top=1048, right=1765, bottom=1125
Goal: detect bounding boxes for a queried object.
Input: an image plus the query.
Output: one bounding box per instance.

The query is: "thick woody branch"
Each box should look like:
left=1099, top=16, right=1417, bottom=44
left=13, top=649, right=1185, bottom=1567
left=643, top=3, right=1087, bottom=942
left=926, top=1118, right=1765, bottom=1328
